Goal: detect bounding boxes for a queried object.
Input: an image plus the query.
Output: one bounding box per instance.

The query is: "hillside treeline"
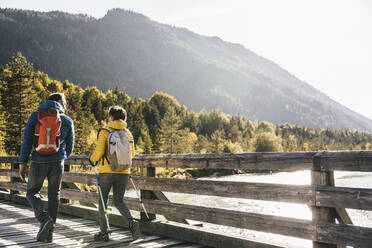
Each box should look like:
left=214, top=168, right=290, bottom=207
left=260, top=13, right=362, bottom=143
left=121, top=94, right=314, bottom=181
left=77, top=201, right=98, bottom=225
left=1, top=53, right=372, bottom=157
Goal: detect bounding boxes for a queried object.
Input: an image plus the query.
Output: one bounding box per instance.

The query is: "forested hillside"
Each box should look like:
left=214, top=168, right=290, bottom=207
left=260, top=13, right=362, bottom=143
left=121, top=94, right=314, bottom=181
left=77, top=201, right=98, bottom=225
left=0, top=8, right=372, bottom=132
left=1, top=54, right=372, bottom=160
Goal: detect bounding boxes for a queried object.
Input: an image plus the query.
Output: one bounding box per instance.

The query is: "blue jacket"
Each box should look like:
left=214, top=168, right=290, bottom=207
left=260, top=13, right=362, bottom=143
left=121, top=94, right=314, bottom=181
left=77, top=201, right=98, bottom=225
left=19, top=100, right=74, bottom=163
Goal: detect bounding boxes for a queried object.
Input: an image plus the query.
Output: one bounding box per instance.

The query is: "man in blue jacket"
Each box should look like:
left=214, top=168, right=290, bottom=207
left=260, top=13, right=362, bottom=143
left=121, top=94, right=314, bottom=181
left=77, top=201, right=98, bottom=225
left=19, top=92, right=74, bottom=242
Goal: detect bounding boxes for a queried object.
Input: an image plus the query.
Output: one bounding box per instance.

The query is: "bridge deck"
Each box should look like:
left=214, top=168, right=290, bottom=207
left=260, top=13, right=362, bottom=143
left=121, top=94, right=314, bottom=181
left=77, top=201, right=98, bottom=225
left=0, top=199, right=206, bottom=248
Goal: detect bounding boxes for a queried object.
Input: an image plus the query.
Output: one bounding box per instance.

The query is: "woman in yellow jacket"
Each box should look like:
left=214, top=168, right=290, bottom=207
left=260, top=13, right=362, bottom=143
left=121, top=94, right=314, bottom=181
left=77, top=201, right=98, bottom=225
left=89, top=106, right=140, bottom=241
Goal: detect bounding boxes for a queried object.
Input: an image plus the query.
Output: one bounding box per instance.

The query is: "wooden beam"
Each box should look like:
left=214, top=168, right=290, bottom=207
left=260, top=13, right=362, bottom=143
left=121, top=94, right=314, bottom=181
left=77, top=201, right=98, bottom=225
left=316, top=151, right=372, bottom=172
left=62, top=172, right=96, bottom=185
left=0, top=169, right=18, bottom=177
left=317, top=221, right=372, bottom=247
left=315, top=185, right=372, bottom=211
left=10, top=163, right=20, bottom=195
left=152, top=191, right=188, bottom=224
left=0, top=156, right=18, bottom=163
left=132, top=176, right=314, bottom=204
left=311, top=153, right=337, bottom=248
left=4, top=151, right=372, bottom=172
left=61, top=181, right=96, bottom=208
left=140, top=166, right=156, bottom=221
left=132, top=152, right=315, bottom=171
left=137, top=199, right=316, bottom=240
left=40, top=153, right=316, bottom=171
left=334, top=209, right=352, bottom=225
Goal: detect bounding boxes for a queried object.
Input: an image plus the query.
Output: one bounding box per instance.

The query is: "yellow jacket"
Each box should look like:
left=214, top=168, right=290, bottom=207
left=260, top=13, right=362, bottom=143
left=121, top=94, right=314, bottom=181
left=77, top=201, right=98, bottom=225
left=90, top=120, right=135, bottom=174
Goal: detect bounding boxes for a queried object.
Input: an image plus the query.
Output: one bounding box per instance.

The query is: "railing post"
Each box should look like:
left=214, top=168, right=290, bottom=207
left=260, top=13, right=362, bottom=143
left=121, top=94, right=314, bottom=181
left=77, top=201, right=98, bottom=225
left=10, top=162, right=20, bottom=195
left=140, top=166, right=156, bottom=221
left=311, top=152, right=337, bottom=248
left=60, top=162, right=70, bottom=204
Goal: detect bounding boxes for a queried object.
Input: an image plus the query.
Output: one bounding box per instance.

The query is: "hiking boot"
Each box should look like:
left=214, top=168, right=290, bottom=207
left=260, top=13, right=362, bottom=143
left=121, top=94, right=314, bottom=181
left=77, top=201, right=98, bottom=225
left=45, top=231, right=53, bottom=243
left=129, top=219, right=141, bottom=241
left=94, top=232, right=110, bottom=242
left=37, top=216, right=54, bottom=242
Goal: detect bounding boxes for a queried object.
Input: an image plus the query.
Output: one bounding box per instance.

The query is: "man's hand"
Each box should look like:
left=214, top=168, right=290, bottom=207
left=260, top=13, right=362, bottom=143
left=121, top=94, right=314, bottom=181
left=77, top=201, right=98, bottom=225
left=19, top=163, right=28, bottom=182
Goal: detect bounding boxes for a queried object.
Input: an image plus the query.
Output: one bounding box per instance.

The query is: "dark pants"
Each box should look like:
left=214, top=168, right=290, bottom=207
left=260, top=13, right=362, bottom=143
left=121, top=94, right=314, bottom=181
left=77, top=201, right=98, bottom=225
left=26, top=160, right=64, bottom=224
left=98, top=173, right=132, bottom=233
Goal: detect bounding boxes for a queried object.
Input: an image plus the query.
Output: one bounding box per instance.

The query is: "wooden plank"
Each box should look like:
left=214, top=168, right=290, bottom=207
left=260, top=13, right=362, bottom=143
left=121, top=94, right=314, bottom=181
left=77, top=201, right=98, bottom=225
left=0, top=182, right=27, bottom=193
left=315, top=185, right=372, bottom=211
left=61, top=202, right=287, bottom=248
left=128, top=238, right=186, bottom=248
left=87, top=234, right=163, bottom=248
left=64, top=155, right=91, bottom=166
left=0, top=199, right=165, bottom=248
left=138, top=199, right=315, bottom=240
left=3, top=151, right=372, bottom=171
left=152, top=191, right=189, bottom=224
left=62, top=172, right=96, bottom=185
left=316, top=150, right=372, bottom=172
left=133, top=176, right=314, bottom=204
left=61, top=181, right=96, bottom=208
left=0, top=169, right=97, bottom=186
left=132, top=152, right=315, bottom=171
left=0, top=178, right=314, bottom=209
left=317, top=221, right=372, bottom=247
left=0, top=156, right=18, bottom=163
left=1, top=172, right=315, bottom=205
left=0, top=169, right=18, bottom=177
left=140, top=220, right=285, bottom=248
left=54, top=153, right=316, bottom=171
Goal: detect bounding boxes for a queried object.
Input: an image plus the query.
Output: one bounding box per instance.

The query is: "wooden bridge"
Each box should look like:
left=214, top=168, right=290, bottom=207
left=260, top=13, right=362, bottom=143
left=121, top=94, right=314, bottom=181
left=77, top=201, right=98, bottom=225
left=1, top=151, right=372, bottom=247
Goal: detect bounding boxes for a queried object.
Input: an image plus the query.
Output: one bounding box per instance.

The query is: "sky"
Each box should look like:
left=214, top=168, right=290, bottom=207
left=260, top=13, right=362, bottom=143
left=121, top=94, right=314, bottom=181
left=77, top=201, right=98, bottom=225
left=1, top=0, right=372, bottom=120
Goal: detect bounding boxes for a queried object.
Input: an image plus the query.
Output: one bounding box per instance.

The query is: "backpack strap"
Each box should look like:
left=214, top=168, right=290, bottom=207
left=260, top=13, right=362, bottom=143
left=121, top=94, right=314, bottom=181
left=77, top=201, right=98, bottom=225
left=97, top=127, right=112, bottom=165
left=97, top=127, right=112, bottom=139
left=124, top=128, right=134, bottom=144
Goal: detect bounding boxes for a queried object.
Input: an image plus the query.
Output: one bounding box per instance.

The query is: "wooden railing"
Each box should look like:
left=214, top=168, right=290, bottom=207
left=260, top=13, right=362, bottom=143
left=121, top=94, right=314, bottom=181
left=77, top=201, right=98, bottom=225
left=1, top=151, right=372, bottom=247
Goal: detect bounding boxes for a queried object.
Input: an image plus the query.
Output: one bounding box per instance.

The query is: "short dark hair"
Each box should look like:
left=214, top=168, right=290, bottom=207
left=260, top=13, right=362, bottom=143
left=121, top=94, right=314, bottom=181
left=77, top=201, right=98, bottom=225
left=48, top=92, right=67, bottom=110
left=108, top=106, right=127, bottom=121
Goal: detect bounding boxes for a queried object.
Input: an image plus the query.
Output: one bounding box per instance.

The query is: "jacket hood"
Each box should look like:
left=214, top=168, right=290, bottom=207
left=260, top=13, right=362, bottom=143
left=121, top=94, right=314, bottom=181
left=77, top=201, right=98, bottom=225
left=107, top=120, right=127, bottom=130
left=38, top=100, right=64, bottom=114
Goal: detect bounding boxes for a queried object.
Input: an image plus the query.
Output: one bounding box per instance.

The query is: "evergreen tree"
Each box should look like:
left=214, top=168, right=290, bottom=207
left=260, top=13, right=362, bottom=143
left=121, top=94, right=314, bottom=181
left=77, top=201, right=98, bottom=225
left=82, top=87, right=106, bottom=123
left=253, top=132, right=283, bottom=152
left=65, top=84, right=97, bottom=154
left=0, top=53, right=38, bottom=155
left=136, top=129, right=153, bottom=154
left=159, top=108, right=182, bottom=153
left=210, top=129, right=226, bottom=153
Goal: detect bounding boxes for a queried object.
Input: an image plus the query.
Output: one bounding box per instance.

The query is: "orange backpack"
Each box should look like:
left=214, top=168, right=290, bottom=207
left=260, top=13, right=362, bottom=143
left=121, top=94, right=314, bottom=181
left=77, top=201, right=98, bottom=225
left=34, top=108, right=62, bottom=155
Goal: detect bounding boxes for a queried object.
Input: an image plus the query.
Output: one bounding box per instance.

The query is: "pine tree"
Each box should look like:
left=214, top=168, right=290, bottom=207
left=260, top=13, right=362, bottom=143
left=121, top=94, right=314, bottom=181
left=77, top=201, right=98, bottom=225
left=0, top=53, right=38, bottom=155
left=136, top=129, right=153, bottom=154
left=210, top=129, right=226, bottom=153
left=252, top=132, right=283, bottom=152
left=159, top=108, right=182, bottom=153
left=65, top=84, right=97, bottom=154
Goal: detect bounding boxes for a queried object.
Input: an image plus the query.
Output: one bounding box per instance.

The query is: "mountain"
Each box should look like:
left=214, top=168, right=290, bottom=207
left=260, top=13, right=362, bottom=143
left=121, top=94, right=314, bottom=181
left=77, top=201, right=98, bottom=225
left=1, top=8, right=371, bottom=132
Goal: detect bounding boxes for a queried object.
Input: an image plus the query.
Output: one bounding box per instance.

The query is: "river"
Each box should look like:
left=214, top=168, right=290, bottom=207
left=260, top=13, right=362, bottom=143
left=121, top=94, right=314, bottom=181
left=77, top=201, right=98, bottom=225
left=153, top=171, right=372, bottom=248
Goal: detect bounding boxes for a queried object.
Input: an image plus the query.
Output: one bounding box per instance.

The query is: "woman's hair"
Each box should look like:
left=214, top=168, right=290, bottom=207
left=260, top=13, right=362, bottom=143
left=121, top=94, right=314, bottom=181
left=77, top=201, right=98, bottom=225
left=48, top=92, right=67, bottom=110
left=108, top=106, right=127, bottom=121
